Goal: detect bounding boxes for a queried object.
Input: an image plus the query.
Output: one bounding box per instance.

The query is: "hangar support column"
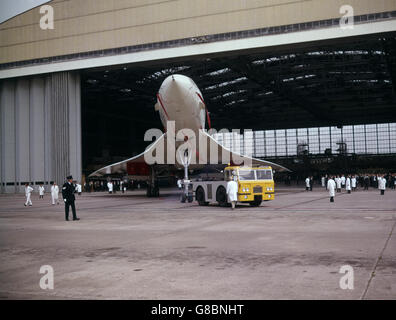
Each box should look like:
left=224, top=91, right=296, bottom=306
left=0, top=71, right=81, bottom=193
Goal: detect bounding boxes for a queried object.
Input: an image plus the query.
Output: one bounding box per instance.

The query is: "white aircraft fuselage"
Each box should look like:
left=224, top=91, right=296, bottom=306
left=156, top=74, right=208, bottom=135
left=88, top=74, right=290, bottom=178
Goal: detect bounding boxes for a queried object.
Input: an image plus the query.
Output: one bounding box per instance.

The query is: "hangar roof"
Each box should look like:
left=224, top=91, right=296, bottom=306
left=82, top=34, right=396, bottom=131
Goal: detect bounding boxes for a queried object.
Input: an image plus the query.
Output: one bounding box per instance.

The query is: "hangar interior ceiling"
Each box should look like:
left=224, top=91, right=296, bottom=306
left=81, top=34, right=396, bottom=172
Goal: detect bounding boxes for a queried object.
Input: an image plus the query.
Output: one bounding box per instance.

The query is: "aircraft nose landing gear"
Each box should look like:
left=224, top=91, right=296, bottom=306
left=180, top=149, right=193, bottom=203
left=181, top=182, right=193, bottom=203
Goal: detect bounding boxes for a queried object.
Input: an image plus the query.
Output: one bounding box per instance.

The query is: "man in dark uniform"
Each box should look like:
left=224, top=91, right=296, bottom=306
left=62, top=175, right=80, bottom=221
left=364, top=174, right=369, bottom=190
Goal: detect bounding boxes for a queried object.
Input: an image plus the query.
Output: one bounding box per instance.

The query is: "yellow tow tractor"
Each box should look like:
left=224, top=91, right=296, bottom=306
left=193, top=166, right=275, bottom=207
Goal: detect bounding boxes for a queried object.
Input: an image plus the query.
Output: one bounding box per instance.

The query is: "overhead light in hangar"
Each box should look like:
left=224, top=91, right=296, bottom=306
left=204, top=77, right=248, bottom=90
left=206, top=68, right=231, bottom=76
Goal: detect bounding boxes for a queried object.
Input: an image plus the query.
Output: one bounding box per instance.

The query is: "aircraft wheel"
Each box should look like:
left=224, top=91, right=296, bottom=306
left=196, top=187, right=209, bottom=206
left=152, top=185, right=160, bottom=197
left=146, top=185, right=152, bottom=197
left=216, top=186, right=227, bottom=207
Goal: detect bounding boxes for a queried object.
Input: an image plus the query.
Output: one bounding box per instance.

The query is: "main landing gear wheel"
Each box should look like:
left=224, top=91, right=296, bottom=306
left=180, top=193, right=194, bottom=203
left=146, top=184, right=160, bottom=197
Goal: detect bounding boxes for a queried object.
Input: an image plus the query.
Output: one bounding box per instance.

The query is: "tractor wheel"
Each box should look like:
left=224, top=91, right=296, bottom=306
left=216, top=186, right=228, bottom=207
left=196, top=187, right=209, bottom=206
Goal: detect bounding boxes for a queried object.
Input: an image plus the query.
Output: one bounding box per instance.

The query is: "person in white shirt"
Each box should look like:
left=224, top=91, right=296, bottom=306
left=305, top=177, right=310, bottom=191
left=321, top=176, right=325, bottom=188
left=226, top=176, right=238, bottom=210
left=177, top=179, right=182, bottom=190
left=335, top=176, right=342, bottom=193
left=346, top=176, right=352, bottom=194
left=75, top=182, right=82, bottom=195
left=38, top=184, right=45, bottom=199
left=327, top=176, right=336, bottom=202
left=378, top=175, right=386, bottom=195
left=107, top=181, right=113, bottom=194
left=120, top=180, right=124, bottom=193
left=24, top=183, right=33, bottom=206
left=341, top=175, right=346, bottom=188
left=351, top=176, right=357, bottom=191
left=51, top=182, right=59, bottom=205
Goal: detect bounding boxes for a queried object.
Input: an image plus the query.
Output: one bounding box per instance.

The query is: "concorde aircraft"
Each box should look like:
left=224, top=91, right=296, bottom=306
left=89, top=74, right=289, bottom=196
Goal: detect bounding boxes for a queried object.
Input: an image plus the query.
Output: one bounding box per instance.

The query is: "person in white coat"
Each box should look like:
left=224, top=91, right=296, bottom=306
left=75, top=182, right=82, bottom=196
left=120, top=181, right=124, bottom=193
left=351, top=176, right=357, bottom=191
left=321, top=176, right=325, bottom=187
left=51, top=182, right=59, bottom=205
left=341, top=175, right=346, bottom=188
left=177, top=179, right=182, bottom=190
left=24, top=183, right=33, bottom=206
left=346, top=176, right=352, bottom=194
left=378, top=175, right=386, bottom=195
left=38, top=184, right=45, bottom=199
left=226, top=176, right=238, bottom=210
left=305, top=177, right=310, bottom=191
left=335, top=176, right=342, bottom=193
left=327, top=176, right=336, bottom=202
left=107, top=181, right=113, bottom=194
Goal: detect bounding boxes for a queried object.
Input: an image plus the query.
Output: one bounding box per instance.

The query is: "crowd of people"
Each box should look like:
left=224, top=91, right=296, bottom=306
left=24, top=180, right=83, bottom=207
left=319, top=174, right=395, bottom=190
left=22, top=176, right=151, bottom=221
left=83, top=179, right=143, bottom=193
left=303, top=173, right=395, bottom=202
left=22, top=172, right=394, bottom=210
left=24, top=175, right=81, bottom=221
left=23, top=179, right=147, bottom=207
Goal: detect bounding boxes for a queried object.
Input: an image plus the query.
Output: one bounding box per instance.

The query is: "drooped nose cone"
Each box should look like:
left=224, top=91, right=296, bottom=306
left=161, top=74, right=191, bottom=100
left=167, top=76, right=182, bottom=97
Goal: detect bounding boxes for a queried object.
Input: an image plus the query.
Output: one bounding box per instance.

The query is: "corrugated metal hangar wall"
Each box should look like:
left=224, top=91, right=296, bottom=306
left=0, top=72, right=81, bottom=193
left=1, top=0, right=395, bottom=64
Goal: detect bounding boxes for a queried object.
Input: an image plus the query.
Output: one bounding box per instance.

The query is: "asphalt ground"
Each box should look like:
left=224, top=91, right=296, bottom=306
left=0, top=186, right=395, bottom=299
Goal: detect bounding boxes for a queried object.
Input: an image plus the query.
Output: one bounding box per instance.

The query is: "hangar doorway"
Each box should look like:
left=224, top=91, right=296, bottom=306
left=80, top=33, right=396, bottom=178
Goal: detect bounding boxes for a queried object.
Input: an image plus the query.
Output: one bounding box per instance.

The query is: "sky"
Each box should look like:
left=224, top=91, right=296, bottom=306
left=0, top=0, right=51, bottom=24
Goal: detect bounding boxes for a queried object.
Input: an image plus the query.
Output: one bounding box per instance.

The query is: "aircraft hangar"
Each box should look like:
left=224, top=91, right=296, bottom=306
left=1, top=0, right=396, bottom=193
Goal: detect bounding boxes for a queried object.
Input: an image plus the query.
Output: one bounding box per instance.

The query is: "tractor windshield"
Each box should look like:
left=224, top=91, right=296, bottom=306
left=238, top=170, right=256, bottom=180
left=256, top=169, right=273, bottom=180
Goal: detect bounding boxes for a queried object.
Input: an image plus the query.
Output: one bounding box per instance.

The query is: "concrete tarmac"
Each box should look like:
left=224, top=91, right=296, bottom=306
left=0, top=187, right=395, bottom=299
